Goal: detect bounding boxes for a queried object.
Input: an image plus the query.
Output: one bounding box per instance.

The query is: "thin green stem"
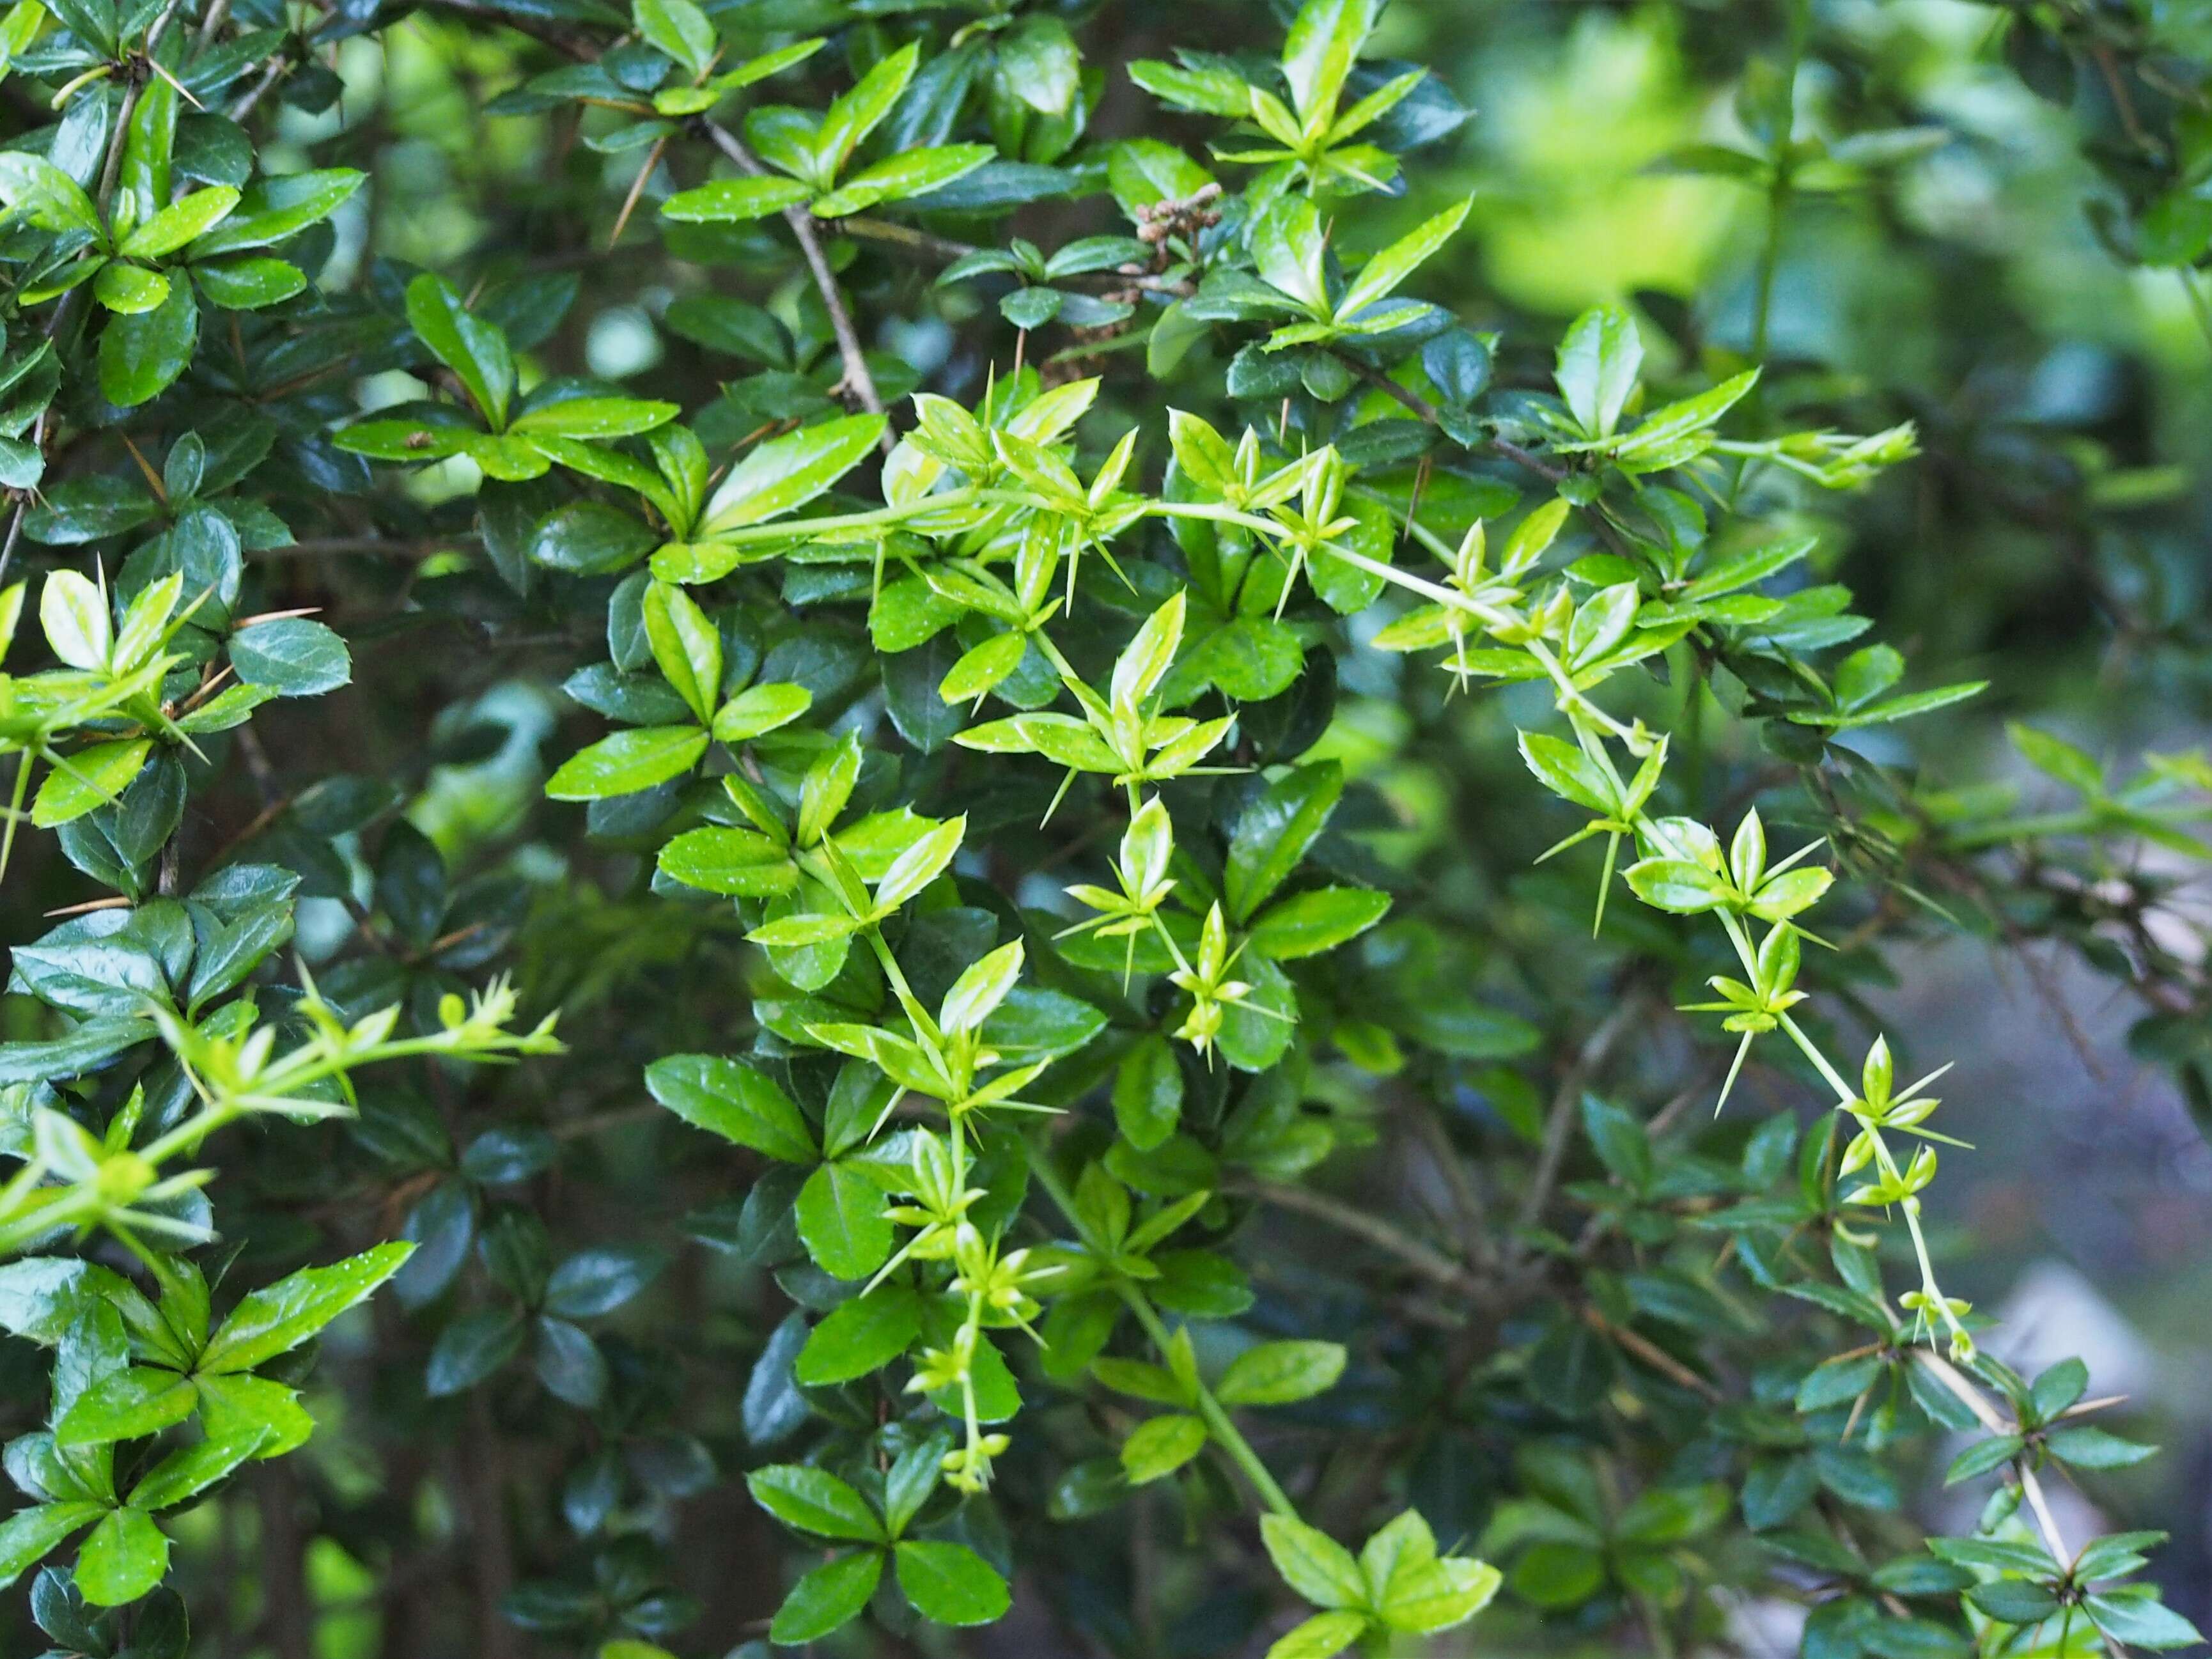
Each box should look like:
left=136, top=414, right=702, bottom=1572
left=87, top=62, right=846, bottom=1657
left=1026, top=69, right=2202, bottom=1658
left=1027, top=1151, right=1298, bottom=1519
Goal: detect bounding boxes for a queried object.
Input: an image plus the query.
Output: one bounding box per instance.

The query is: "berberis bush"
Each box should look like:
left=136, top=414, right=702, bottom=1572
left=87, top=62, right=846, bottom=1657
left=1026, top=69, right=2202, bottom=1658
left=0, top=0, right=2208, bottom=1653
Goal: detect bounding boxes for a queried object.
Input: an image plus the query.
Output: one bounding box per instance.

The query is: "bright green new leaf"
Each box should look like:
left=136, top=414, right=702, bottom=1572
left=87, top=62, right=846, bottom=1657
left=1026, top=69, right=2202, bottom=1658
left=699, top=414, right=887, bottom=538
left=545, top=727, right=710, bottom=800
left=199, top=1242, right=414, bottom=1375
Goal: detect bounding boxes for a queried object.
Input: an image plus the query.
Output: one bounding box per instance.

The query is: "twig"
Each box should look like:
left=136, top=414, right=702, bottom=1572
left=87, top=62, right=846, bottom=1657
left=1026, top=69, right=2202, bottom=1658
left=1583, top=1305, right=1722, bottom=1401
left=1404, top=1102, right=1496, bottom=1270
left=1346, top=357, right=1572, bottom=485
left=1913, top=1350, right=2075, bottom=1567
left=699, top=121, right=891, bottom=448
left=45, top=895, right=134, bottom=916
left=1237, top=1178, right=1497, bottom=1305
left=841, top=214, right=979, bottom=264
left=1514, top=997, right=1640, bottom=1249
left=228, top=53, right=288, bottom=122
left=609, top=135, right=667, bottom=249
left=551, top=1102, right=664, bottom=1140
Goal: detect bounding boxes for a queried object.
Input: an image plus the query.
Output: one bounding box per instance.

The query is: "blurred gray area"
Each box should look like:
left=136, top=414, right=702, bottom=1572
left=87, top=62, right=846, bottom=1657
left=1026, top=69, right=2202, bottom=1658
left=1873, top=939, right=2212, bottom=1608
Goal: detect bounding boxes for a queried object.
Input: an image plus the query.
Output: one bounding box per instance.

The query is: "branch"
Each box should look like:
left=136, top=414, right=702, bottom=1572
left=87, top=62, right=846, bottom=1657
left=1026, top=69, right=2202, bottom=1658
left=1584, top=1305, right=1721, bottom=1401
left=1513, top=997, right=1640, bottom=1249
left=1346, top=357, right=1573, bottom=487
left=1237, top=1178, right=1499, bottom=1305
left=699, top=121, right=891, bottom=448
left=1913, top=1350, right=2075, bottom=1567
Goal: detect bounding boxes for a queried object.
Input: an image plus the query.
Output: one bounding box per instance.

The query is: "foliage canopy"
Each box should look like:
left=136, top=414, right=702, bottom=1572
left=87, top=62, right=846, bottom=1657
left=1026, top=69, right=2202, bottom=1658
left=0, top=0, right=2209, bottom=1654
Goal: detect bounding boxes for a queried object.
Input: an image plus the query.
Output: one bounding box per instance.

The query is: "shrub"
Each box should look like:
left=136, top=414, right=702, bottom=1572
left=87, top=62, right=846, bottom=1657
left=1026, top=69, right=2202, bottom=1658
left=0, top=0, right=2207, bottom=1654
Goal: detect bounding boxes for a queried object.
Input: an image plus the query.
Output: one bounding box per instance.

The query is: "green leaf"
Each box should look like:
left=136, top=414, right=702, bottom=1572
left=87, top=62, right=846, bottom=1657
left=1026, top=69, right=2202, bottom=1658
left=2009, top=722, right=2103, bottom=796
left=425, top=1307, right=526, bottom=1396
left=813, top=144, right=995, bottom=218
left=817, top=42, right=917, bottom=183
left=893, top=1539, right=1011, bottom=1626
left=1613, top=370, right=1757, bottom=461
left=1281, top=0, right=1381, bottom=129
left=795, top=1286, right=923, bottom=1385
left=403, top=273, right=515, bottom=429
left=1507, top=1540, right=1605, bottom=1608
left=1113, top=1034, right=1183, bottom=1152
left=644, top=1054, right=816, bottom=1163
left=1336, top=198, right=1469, bottom=320
left=186, top=169, right=362, bottom=256
left=1121, top=1413, right=1207, bottom=1484
left=193, top=256, right=305, bottom=309
left=641, top=580, right=720, bottom=723
left=873, top=814, right=963, bottom=912
left=795, top=1160, right=893, bottom=1281
left=1943, top=1433, right=2023, bottom=1485
left=1264, top=1610, right=1370, bottom=1659
left=0, top=152, right=100, bottom=234
left=531, top=502, right=657, bottom=575
left=749, top=1464, right=883, bottom=1541
left=1555, top=305, right=1642, bottom=439
left=130, top=1428, right=268, bottom=1509
left=40, top=570, right=110, bottom=669
left=545, top=727, right=708, bottom=800
left=1806, top=682, right=1987, bottom=728
left=769, top=1550, right=882, bottom=1644
left=1615, top=1483, right=1729, bottom=1545
left=2085, top=1593, right=2204, bottom=1651
left=697, top=414, right=886, bottom=538
left=1251, top=197, right=1329, bottom=316
left=118, top=185, right=240, bottom=258
left=1581, top=1095, right=1651, bottom=1188
left=1379, top=1557, right=1500, bottom=1634
left=74, top=1507, right=167, bottom=1607
left=1965, top=1580, right=2061, bottom=1626
left=1128, top=58, right=1254, bottom=120
left=1247, top=887, right=1390, bottom=960
left=999, top=14, right=1081, bottom=114
left=56, top=1366, right=196, bottom=1445
left=661, top=175, right=813, bottom=223
left=544, top=1247, right=663, bottom=1318
left=98, top=279, right=198, bottom=407
left=1260, top=1514, right=1367, bottom=1610
left=1795, top=1351, right=1882, bottom=1412
left=1216, top=1339, right=1345, bottom=1406
left=940, top=630, right=1028, bottom=703
left=199, top=1242, right=412, bottom=1375
left=1107, top=139, right=1216, bottom=214
left=510, top=396, right=678, bottom=437
left=1624, top=857, right=1728, bottom=914
left=1226, top=762, right=1344, bottom=922
left=92, top=262, right=170, bottom=315
left=632, top=0, right=712, bottom=75
left=35, top=740, right=153, bottom=828
left=712, top=681, right=811, bottom=743
left=229, top=616, right=350, bottom=697
left=0, top=1501, right=104, bottom=1592
left=194, top=1373, right=313, bottom=1459
left=657, top=827, right=796, bottom=897
left=2045, top=1426, right=2155, bottom=1469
